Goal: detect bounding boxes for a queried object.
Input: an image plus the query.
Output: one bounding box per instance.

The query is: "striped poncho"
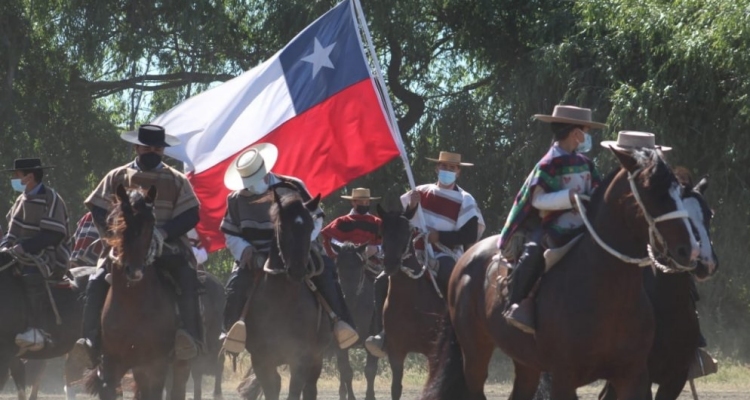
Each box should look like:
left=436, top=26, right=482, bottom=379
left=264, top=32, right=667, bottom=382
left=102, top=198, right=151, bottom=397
left=499, top=144, right=600, bottom=250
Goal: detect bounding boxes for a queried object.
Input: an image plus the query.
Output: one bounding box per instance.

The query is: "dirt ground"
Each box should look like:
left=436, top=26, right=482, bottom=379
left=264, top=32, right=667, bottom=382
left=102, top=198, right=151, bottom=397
left=2, top=381, right=745, bottom=400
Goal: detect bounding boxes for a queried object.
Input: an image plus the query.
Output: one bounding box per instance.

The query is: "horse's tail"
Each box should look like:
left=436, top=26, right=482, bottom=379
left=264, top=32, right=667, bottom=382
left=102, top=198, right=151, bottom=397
left=421, top=313, right=470, bottom=400
left=83, top=368, right=104, bottom=397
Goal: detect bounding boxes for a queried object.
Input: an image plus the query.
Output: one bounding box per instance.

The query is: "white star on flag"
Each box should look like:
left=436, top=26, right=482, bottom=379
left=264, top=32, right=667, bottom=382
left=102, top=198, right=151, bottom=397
left=301, top=38, right=336, bottom=78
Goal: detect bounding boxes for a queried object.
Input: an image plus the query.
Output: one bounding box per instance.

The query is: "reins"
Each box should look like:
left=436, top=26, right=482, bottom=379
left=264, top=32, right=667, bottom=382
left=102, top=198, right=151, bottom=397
left=574, top=167, right=691, bottom=268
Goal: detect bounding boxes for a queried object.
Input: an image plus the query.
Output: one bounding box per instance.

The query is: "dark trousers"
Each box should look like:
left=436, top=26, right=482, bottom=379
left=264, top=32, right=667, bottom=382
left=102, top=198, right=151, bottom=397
left=223, top=254, right=355, bottom=329
left=21, top=272, right=49, bottom=331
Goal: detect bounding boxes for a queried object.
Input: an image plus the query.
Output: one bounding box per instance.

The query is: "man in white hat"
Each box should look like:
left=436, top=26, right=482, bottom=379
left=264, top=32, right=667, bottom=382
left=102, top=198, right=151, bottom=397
left=320, top=188, right=382, bottom=261
left=499, top=105, right=609, bottom=334
left=70, top=124, right=203, bottom=367
left=221, top=143, right=358, bottom=349
left=365, top=151, right=485, bottom=358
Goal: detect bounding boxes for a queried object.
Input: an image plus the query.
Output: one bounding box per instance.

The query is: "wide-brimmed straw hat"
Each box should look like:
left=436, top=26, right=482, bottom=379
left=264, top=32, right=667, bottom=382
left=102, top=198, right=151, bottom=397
left=341, top=188, right=380, bottom=201
left=121, top=124, right=180, bottom=147
left=425, top=151, right=473, bottom=167
left=533, top=105, right=608, bottom=129
left=4, top=158, right=54, bottom=172
left=600, top=131, right=672, bottom=152
left=224, top=143, right=279, bottom=191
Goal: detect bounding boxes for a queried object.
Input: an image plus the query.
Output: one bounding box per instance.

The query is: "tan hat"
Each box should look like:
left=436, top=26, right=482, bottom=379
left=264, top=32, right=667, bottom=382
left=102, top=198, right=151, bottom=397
left=341, top=188, right=381, bottom=200
left=425, top=151, right=473, bottom=166
left=533, top=105, right=608, bottom=129
left=600, top=131, right=672, bottom=152
left=224, top=143, right=279, bottom=191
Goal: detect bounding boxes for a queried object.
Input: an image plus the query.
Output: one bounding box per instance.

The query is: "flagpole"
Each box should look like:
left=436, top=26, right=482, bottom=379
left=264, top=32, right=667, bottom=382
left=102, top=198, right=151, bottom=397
left=352, top=0, right=415, bottom=190
left=352, top=0, right=437, bottom=260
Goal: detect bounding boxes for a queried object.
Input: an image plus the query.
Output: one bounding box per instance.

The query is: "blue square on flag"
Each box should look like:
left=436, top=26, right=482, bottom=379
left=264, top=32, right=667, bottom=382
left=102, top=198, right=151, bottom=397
left=279, top=0, right=371, bottom=114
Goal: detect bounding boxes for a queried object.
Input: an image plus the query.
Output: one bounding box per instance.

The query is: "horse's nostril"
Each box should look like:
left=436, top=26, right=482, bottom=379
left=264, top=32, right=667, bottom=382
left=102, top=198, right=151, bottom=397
left=676, top=245, right=690, bottom=261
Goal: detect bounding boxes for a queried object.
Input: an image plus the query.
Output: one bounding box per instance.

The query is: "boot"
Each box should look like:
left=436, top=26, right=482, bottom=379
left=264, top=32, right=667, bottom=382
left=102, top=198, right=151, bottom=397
left=364, top=273, right=388, bottom=358
left=223, top=268, right=252, bottom=332
left=312, top=262, right=358, bottom=349
left=69, top=275, right=109, bottom=369
left=175, top=267, right=202, bottom=361
left=16, top=274, right=51, bottom=351
left=503, top=242, right=545, bottom=334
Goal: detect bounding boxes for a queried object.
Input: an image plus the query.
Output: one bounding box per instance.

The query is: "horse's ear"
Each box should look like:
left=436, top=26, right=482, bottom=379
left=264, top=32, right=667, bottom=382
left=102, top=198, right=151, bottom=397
left=330, top=242, right=342, bottom=254
left=145, top=185, right=157, bottom=205
left=356, top=242, right=368, bottom=254
left=376, top=203, right=386, bottom=217
left=115, top=184, right=129, bottom=205
left=694, top=175, right=709, bottom=195
left=305, top=194, right=321, bottom=212
left=609, top=146, right=639, bottom=173
left=404, top=205, right=417, bottom=220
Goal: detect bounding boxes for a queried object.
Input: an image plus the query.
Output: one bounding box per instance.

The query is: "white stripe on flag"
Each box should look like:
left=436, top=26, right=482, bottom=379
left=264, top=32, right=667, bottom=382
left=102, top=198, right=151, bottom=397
left=159, top=57, right=296, bottom=174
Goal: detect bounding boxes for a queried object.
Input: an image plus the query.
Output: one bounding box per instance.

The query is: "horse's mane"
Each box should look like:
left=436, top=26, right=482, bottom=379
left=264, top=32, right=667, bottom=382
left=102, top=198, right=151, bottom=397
left=106, top=188, right=153, bottom=256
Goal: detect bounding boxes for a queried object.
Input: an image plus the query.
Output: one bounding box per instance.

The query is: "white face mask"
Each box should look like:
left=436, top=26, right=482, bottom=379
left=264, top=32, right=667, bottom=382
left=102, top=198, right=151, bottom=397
left=576, top=132, right=592, bottom=153
left=438, top=170, right=457, bottom=186
left=246, top=180, right=269, bottom=194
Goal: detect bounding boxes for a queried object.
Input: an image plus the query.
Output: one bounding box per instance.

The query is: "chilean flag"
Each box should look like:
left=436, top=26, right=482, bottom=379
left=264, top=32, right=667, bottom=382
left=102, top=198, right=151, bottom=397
left=156, top=0, right=402, bottom=252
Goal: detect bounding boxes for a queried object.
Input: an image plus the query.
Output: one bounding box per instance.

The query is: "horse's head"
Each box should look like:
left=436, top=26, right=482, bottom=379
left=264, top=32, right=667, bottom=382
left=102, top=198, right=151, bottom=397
left=682, top=176, right=718, bottom=280
left=107, top=184, right=157, bottom=282
left=608, top=148, right=699, bottom=270
left=332, top=242, right=369, bottom=288
left=270, top=189, right=321, bottom=282
left=377, top=203, right=417, bottom=276
left=332, top=242, right=368, bottom=272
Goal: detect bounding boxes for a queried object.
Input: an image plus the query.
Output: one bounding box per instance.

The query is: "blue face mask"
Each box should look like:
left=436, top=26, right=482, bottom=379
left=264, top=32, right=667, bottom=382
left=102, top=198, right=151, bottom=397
left=11, top=178, right=25, bottom=192
left=438, top=170, right=457, bottom=186
left=576, top=132, right=592, bottom=153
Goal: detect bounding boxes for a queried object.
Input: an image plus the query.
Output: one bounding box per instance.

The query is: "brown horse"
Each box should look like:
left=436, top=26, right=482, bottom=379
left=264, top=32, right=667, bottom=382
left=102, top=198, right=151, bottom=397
left=239, top=189, right=328, bottom=400
left=600, top=176, right=719, bottom=400
left=330, top=242, right=379, bottom=400
left=84, top=185, right=190, bottom=400
left=376, top=204, right=445, bottom=400
left=422, top=148, right=699, bottom=400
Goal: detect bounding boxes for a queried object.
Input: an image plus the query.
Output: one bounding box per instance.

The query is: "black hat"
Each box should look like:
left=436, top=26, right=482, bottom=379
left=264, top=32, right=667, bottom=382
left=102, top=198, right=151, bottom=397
left=4, top=158, right=54, bottom=172
left=120, top=124, right=180, bottom=147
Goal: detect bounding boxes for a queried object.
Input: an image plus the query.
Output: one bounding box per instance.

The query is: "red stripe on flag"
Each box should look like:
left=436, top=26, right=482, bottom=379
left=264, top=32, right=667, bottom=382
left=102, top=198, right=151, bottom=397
left=190, top=79, right=400, bottom=252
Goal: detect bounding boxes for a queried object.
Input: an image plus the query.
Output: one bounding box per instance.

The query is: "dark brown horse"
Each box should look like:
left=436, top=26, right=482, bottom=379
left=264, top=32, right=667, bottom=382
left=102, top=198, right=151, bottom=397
left=422, top=148, right=699, bottom=400
left=600, top=176, right=719, bottom=400
left=239, top=190, right=328, bottom=400
left=376, top=204, right=445, bottom=400
left=84, top=185, right=190, bottom=400
left=330, top=242, right=380, bottom=400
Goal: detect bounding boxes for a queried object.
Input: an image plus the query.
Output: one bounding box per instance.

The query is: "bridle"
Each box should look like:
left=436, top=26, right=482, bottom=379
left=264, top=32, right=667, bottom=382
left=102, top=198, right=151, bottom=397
left=575, top=167, right=693, bottom=269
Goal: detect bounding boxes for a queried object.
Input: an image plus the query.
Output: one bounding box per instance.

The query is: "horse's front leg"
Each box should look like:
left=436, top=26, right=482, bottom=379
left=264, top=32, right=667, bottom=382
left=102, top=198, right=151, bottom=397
left=302, top=356, right=323, bottom=400
left=169, top=359, right=191, bottom=400
left=363, top=350, right=378, bottom=400
left=388, top=352, right=405, bottom=400
left=336, top=348, right=355, bottom=400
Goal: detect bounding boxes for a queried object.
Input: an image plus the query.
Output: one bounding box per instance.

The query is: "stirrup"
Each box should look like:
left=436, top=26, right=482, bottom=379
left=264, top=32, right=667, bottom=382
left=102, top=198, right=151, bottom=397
left=334, top=320, right=359, bottom=349
left=503, top=298, right=536, bottom=334
left=69, top=338, right=97, bottom=369
left=15, top=329, right=50, bottom=352
left=174, top=329, right=199, bottom=360
left=223, top=321, right=246, bottom=354
left=364, top=333, right=387, bottom=358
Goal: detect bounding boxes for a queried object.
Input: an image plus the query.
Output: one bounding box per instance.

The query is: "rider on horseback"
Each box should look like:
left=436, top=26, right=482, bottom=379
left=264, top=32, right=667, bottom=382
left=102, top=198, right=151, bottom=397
left=499, top=105, right=608, bottom=334
left=366, top=151, right=485, bottom=358
left=70, top=124, right=203, bottom=367
left=2, top=158, right=70, bottom=351
left=320, top=188, right=382, bottom=263
left=221, top=144, right=359, bottom=350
